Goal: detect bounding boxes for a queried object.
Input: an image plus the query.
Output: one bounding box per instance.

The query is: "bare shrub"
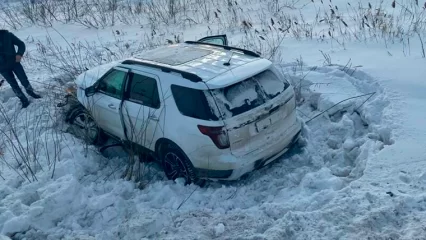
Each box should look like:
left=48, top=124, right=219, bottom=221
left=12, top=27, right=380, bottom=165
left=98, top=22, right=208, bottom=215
left=0, top=88, right=67, bottom=182
left=118, top=87, right=173, bottom=188
left=0, top=1, right=25, bottom=30
left=27, top=28, right=151, bottom=79
left=310, top=0, right=426, bottom=49
left=19, top=0, right=62, bottom=26
left=237, top=17, right=289, bottom=60
left=143, top=0, right=191, bottom=25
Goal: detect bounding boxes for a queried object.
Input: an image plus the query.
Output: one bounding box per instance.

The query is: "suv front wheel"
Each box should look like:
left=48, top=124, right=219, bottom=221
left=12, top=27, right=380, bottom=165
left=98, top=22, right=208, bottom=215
left=67, top=105, right=106, bottom=145
left=159, top=142, right=202, bottom=186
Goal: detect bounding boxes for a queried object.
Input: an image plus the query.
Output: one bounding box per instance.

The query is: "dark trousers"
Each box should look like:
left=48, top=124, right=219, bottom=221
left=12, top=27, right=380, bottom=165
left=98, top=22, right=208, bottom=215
left=0, top=63, right=32, bottom=102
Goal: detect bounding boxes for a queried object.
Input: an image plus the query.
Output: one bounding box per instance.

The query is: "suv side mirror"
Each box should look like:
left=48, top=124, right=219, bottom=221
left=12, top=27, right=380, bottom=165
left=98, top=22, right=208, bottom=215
left=85, top=85, right=97, bottom=97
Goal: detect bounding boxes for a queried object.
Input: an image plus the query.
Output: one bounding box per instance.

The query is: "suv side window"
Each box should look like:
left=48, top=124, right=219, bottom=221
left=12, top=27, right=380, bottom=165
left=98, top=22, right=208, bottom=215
left=199, top=38, right=224, bottom=45
left=171, top=85, right=219, bottom=121
left=127, top=72, right=160, bottom=109
left=98, top=69, right=127, bottom=99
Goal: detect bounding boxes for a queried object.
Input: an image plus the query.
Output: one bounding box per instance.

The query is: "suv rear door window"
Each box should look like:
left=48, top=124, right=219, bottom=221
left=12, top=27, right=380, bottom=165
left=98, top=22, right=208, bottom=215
left=210, top=70, right=289, bottom=118
left=171, top=85, right=219, bottom=121
left=127, top=72, right=160, bottom=109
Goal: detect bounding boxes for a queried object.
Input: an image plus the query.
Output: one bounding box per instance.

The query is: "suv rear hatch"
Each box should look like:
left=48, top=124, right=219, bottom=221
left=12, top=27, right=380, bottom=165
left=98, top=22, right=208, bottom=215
left=207, top=69, right=296, bottom=157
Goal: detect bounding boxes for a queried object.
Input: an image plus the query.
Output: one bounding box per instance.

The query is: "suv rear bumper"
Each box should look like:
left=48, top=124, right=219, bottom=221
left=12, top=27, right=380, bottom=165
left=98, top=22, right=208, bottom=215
left=194, top=119, right=303, bottom=180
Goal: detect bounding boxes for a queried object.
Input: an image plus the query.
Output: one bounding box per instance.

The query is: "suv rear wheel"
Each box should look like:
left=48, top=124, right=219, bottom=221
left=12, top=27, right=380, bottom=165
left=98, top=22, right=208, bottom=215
left=159, top=142, right=202, bottom=186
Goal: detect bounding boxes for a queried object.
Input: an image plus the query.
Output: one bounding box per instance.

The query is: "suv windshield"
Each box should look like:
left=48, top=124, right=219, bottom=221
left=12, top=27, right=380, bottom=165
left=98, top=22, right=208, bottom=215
left=209, top=70, right=290, bottom=118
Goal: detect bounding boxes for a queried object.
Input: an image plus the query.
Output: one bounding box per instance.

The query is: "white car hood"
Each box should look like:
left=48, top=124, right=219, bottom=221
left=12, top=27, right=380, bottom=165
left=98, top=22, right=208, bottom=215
left=74, top=60, right=123, bottom=89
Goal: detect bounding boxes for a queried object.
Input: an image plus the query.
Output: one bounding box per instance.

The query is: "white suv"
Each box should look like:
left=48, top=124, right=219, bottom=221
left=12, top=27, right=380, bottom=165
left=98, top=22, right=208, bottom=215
left=61, top=35, right=302, bottom=184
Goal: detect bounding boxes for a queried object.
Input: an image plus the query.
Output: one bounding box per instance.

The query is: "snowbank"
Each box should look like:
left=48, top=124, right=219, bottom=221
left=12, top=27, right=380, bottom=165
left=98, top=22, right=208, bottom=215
left=0, top=0, right=425, bottom=239
left=0, top=59, right=407, bottom=239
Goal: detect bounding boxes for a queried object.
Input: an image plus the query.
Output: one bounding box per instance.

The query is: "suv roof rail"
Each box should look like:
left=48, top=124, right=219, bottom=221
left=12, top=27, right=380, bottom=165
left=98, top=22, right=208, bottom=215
left=121, top=59, right=203, bottom=83
left=184, top=41, right=261, bottom=58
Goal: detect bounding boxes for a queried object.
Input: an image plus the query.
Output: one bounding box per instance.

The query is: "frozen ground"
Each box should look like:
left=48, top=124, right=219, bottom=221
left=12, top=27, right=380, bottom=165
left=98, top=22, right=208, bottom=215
left=0, top=0, right=426, bottom=239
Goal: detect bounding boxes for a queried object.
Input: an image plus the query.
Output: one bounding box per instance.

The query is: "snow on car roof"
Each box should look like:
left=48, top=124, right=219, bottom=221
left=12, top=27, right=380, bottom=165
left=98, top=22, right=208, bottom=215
left=129, top=43, right=263, bottom=82
left=134, top=44, right=214, bottom=66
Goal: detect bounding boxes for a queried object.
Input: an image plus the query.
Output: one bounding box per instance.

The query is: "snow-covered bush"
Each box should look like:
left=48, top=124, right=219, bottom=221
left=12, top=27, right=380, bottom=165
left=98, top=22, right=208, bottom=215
left=0, top=91, right=66, bottom=183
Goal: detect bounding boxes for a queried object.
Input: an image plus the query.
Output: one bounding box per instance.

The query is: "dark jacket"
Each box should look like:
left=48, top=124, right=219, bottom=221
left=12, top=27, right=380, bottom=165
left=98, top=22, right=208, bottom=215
left=0, top=30, right=26, bottom=72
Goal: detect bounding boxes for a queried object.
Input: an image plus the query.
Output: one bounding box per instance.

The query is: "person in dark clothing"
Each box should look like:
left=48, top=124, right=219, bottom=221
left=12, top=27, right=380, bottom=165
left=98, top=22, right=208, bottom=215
left=0, top=29, right=41, bottom=108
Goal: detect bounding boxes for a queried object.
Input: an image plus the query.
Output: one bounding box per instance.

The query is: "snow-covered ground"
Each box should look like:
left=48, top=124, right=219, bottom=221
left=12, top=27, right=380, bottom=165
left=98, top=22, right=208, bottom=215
left=1, top=0, right=426, bottom=239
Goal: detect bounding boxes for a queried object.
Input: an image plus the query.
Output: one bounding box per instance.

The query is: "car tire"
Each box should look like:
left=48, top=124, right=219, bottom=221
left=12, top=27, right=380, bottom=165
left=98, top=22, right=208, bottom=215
left=159, top=142, right=204, bottom=186
left=68, top=105, right=106, bottom=145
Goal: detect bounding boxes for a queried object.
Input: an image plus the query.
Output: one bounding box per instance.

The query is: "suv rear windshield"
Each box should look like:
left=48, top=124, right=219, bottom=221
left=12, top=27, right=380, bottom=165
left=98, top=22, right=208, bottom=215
left=209, top=70, right=290, bottom=118
left=171, top=85, right=219, bottom=121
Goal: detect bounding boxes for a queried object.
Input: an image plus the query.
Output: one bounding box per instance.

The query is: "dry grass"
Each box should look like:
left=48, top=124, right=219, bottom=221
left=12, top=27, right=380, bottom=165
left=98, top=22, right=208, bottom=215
left=0, top=88, right=68, bottom=182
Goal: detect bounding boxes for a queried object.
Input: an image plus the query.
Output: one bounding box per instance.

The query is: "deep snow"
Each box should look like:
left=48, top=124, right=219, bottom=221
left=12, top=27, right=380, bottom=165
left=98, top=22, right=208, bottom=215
left=0, top=0, right=426, bottom=239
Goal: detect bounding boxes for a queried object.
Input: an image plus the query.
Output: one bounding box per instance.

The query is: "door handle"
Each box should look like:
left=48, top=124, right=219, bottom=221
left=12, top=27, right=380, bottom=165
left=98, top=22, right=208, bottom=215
left=108, top=103, right=116, bottom=109
left=148, top=115, right=159, bottom=121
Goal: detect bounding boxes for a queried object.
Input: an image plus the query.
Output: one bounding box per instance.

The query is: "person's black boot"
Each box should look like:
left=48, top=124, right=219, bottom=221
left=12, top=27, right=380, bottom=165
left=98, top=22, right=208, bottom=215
left=25, top=87, right=42, bottom=99
left=20, top=98, right=30, bottom=109
left=12, top=88, right=30, bottom=109
left=28, top=91, right=42, bottom=99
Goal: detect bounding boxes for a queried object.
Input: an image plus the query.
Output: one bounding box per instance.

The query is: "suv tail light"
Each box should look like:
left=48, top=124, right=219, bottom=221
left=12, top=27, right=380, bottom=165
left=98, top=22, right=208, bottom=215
left=197, top=125, right=230, bottom=149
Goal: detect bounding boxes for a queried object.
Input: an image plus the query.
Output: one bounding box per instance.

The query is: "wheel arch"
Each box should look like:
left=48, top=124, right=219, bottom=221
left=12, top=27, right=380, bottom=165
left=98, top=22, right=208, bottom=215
left=65, top=101, right=86, bottom=123
left=155, top=137, right=203, bottom=185
left=155, top=138, right=179, bottom=157
left=66, top=102, right=107, bottom=145
left=154, top=138, right=194, bottom=164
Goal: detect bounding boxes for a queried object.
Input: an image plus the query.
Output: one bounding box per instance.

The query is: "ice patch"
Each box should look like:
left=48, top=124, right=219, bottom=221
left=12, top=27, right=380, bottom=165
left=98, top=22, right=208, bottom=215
left=300, top=167, right=345, bottom=191
left=0, top=186, right=12, bottom=200
left=0, top=235, right=11, bottom=240
left=398, top=172, right=411, bottom=184
left=418, top=172, right=426, bottom=183
left=116, top=211, right=172, bottom=239
left=31, top=175, right=81, bottom=230
left=88, top=193, right=115, bottom=210
left=214, top=223, right=225, bottom=236
left=1, top=215, right=30, bottom=235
